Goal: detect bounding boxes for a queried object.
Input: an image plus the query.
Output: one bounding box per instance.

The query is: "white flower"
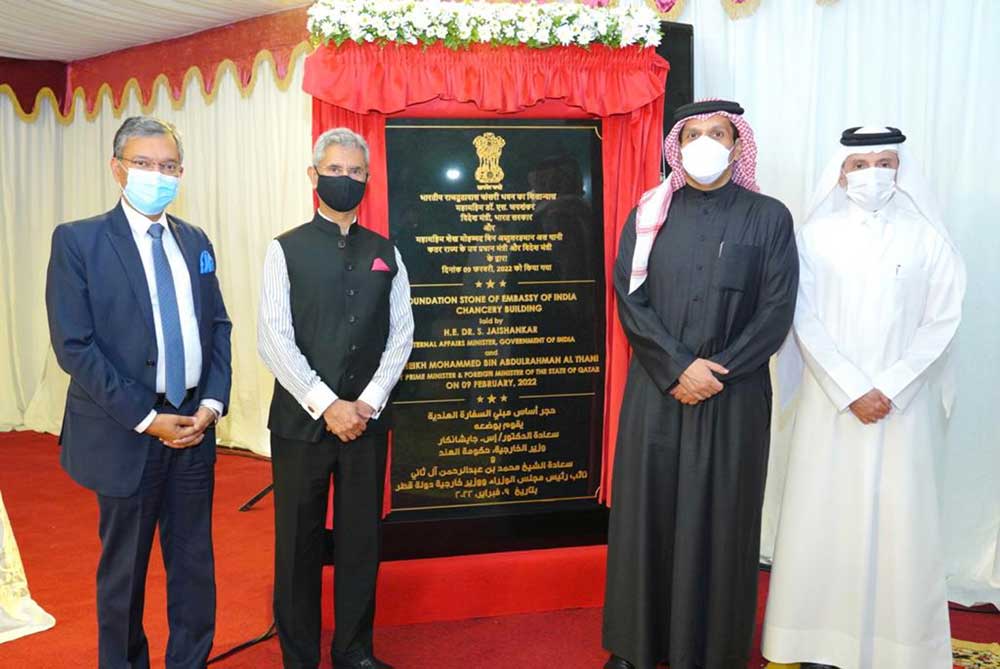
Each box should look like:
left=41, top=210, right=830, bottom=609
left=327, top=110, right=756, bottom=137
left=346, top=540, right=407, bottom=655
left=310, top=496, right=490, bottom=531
left=408, top=9, right=431, bottom=32
left=645, top=26, right=662, bottom=48
left=555, top=24, right=575, bottom=46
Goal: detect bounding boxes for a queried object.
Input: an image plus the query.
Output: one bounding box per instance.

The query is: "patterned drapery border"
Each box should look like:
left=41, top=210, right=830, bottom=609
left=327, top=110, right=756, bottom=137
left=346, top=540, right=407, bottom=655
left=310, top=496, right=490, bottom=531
left=645, top=0, right=687, bottom=21
left=0, top=44, right=311, bottom=125
left=721, top=0, right=761, bottom=19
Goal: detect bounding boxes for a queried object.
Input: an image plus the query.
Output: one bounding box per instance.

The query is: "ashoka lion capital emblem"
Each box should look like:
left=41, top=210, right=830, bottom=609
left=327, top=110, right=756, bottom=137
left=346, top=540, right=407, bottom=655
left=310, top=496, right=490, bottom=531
left=473, top=132, right=506, bottom=184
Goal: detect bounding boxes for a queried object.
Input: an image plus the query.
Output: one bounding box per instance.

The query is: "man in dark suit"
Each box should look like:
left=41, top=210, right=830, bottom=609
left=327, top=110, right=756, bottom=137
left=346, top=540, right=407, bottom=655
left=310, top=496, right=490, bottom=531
left=45, top=116, right=232, bottom=669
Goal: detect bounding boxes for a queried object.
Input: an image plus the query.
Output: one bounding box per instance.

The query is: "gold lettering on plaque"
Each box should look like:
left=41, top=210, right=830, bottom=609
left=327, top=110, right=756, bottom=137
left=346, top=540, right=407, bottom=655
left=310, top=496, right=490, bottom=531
left=473, top=132, right=506, bottom=185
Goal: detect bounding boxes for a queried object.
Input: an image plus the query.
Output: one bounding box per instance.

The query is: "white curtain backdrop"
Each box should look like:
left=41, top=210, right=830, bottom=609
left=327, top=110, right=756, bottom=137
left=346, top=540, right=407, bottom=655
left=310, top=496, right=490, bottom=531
left=1, top=0, right=997, bottom=607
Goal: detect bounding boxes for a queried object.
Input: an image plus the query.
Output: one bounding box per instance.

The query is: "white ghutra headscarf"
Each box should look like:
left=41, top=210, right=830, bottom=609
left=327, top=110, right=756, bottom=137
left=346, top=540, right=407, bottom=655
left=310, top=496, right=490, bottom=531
left=775, top=126, right=967, bottom=414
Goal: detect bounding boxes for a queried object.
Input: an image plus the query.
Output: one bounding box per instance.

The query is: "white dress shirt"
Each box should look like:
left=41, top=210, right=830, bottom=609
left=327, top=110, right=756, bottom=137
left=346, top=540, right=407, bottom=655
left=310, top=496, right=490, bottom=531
left=257, top=213, right=414, bottom=421
left=121, top=198, right=223, bottom=431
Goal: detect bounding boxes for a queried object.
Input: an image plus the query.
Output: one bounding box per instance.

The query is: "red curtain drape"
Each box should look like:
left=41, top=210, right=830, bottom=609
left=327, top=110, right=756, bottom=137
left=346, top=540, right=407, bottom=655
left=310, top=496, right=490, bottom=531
left=304, top=41, right=669, bottom=507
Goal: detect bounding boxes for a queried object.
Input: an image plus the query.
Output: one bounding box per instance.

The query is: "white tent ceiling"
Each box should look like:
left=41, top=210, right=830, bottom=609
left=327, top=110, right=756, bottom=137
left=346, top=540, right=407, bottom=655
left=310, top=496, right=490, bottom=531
left=0, top=0, right=312, bottom=62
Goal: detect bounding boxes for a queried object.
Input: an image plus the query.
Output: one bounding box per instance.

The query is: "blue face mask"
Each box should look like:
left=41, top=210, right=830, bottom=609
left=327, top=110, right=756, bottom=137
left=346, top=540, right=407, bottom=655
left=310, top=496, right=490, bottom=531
left=121, top=166, right=180, bottom=215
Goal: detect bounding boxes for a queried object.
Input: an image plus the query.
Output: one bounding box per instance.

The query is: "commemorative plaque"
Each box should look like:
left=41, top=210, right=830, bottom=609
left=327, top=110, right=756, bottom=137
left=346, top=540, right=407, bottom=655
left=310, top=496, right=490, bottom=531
left=384, top=119, right=606, bottom=552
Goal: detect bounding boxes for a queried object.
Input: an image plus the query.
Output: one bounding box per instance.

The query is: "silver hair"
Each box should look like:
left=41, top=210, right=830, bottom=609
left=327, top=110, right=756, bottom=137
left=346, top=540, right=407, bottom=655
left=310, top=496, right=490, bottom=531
left=113, top=116, right=184, bottom=162
left=313, top=127, right=370, bottom=167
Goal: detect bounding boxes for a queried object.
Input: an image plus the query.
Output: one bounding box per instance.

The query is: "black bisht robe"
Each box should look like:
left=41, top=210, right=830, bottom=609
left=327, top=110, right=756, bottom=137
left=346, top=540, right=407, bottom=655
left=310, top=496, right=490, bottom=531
left=603, top=180, right=798, bottom=669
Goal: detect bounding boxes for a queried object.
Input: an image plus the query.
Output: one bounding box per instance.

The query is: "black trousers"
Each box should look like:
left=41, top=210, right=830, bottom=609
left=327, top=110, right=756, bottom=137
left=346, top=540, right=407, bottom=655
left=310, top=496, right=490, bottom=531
left=271, top=430, right=388, bottom=669
left=96, top=437, right=216, bottom=669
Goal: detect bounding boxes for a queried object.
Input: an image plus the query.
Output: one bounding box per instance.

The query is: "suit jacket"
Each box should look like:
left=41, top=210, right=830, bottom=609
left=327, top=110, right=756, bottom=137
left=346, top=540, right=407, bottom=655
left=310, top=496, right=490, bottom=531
left=45, top=203, right=232, bottom=497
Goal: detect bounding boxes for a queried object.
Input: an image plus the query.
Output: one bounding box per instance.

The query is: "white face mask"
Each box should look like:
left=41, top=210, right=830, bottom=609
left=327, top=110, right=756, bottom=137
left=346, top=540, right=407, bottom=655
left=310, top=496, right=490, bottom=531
left=681, top=136, right=735, bottom=185
left=844, top=167, right=897, bottom=212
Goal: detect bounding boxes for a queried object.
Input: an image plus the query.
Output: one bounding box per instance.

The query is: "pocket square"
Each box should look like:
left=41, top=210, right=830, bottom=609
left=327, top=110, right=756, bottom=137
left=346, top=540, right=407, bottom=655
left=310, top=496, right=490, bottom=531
left=199, top=250, right=215, bottom=274
left=371, top=257, right=391, bottom=272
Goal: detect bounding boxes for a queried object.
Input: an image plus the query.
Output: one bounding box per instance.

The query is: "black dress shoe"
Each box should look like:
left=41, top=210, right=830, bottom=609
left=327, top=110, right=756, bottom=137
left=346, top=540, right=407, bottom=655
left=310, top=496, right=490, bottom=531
left=332, top=655, right=393, bottom=669
left=604, top=655, right=636, bottom=669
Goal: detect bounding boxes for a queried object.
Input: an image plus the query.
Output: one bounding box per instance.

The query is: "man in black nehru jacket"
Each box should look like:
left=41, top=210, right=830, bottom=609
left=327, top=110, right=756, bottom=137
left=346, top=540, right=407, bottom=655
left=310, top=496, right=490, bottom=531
left=258, top=127, right=414, bottom=669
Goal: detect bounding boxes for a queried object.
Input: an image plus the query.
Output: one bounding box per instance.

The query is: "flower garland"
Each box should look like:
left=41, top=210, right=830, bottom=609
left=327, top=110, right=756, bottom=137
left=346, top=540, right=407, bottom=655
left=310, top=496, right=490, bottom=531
left=307, top=0, right=662, bottom=50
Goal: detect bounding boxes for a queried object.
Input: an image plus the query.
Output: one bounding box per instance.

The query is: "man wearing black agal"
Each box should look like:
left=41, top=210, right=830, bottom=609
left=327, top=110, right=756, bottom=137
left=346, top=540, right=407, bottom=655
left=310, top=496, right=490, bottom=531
left=258, top=127, right=414, bottom=669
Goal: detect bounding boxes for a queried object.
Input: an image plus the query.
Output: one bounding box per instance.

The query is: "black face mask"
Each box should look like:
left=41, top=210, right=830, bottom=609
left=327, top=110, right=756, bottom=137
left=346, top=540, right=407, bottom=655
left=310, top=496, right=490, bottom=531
left=316, top=174, right=366, bottom=212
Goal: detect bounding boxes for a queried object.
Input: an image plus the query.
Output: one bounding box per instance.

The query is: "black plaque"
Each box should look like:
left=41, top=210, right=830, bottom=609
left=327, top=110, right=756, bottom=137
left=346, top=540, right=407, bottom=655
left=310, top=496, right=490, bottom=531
left=386, top=119, right=605, bottom=529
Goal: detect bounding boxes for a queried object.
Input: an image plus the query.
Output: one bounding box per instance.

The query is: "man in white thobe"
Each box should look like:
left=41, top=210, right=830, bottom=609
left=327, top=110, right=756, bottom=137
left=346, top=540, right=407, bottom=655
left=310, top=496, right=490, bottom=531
left=763, top=126, right=966, bottom=669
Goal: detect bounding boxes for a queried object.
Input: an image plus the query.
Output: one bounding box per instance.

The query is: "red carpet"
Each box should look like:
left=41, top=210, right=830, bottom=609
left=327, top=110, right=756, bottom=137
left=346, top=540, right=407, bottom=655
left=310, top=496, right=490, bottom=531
left=0, top=430, right=996, bottom=668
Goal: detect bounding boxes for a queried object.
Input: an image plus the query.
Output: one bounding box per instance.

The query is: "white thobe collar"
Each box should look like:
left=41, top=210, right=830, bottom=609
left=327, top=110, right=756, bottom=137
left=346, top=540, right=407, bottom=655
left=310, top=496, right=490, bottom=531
left=844, top=198, right=899, bottom=232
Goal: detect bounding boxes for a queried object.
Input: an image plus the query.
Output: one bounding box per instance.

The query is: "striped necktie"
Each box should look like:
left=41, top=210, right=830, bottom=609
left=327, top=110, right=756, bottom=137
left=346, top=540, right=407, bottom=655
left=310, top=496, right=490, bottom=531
left=147, top=223, right=186, bottom=407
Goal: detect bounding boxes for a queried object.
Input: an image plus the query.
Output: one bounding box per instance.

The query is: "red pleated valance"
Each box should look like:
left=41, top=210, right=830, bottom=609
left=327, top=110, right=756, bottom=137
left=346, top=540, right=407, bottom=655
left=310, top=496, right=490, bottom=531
left=303, top=41, right=668, bottom=116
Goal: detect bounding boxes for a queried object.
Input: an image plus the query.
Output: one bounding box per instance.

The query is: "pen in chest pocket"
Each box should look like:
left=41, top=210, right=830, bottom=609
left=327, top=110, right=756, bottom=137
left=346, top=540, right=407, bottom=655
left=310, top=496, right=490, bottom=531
left=719, top=241, right=725, bottom=258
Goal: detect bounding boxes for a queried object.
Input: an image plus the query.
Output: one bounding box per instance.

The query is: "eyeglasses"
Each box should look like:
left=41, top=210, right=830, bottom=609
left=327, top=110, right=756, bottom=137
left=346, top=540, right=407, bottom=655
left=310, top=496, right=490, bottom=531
left=317, top=164, right=367, bottom=180
left=119, top=157, right=182, bottom=176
